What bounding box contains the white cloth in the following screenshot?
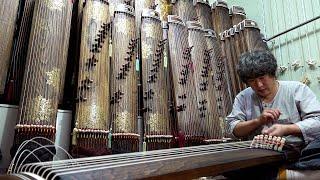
[283,169,320,180]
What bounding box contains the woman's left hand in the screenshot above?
[262,124,288,136]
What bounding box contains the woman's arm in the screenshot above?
[233,109,281,137]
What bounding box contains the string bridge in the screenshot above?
[75,95,88,102]
[147,74,158,83]
[178,77,187,85]
[144,89,155,99]
[199,100,207,105]
[157,39,167,47]
[176,104,186,112]
[110,90,124,104]
[178,94,187,99]
[86,55,99,67]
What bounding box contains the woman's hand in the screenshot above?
[262,124,287,136]
[262,124,302,137]
[258,109,281,125]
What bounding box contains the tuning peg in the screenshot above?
[291,60,301,69]
[307,59,316,68]
[176,104,186,112]
[278,66,287,73]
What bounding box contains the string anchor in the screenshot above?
[306,59,316,68]
[278,66,287,73]
[301,76,311,85]
[291,60,301,70]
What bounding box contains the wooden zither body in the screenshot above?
[161,21,175,140]
[141,9,172,150]
[72,0,111,157]
[204,29,232,118]
[5,0,71,106]
[229,7,246,91]
[195,0,213,30]
[135,0,154,37]
[219,31,238,102]
[110,4,139,153]
[226,28,242,95]
[8,141,300,180]
[240,19,268,52]
[155,0,172,21]
[186,21,223,143]
[5,0,36,104]
[0,0,20,97]
[211,0,232,35]
[232,25,244,62]
[231,25,247,91]
[172,0,197,23]
[109,0,133,17]
[12,0,73,153]
[230,6,246,26]
[167,15,200,146]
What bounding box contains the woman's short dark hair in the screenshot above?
[237,50,277,83]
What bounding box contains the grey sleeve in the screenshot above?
[225,94,247,138]
[294,84,320,143]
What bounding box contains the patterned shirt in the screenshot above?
[225,81,320,144]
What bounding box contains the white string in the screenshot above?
[22,141,251,179]
[52,144,250,178]
[10,137,55,173]
[25,140,252,170]
[9,137,72,174]
[48,142,254,179]
[12,150,42,173]
[16,145,58,173]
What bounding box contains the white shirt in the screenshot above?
[225,81,320,144]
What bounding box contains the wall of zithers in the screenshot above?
[1,0,316,167]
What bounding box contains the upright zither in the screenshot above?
[211,0,232,35]
[204,29,232,119]
[195,0,213,30]
[172,0,197,23]
[155,0,172,21]
[12,0,73,155]
[168,15,200,146]
[240,19,268,52]
[141,9,172,150]
[72,0,111,157]
[111,4,139,153]
[187,21,222,143]
[0,0,20,99]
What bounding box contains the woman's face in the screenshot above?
[247,75,277,98]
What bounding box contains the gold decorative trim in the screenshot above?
[115,18,133,35]
[148,113,166,132]
[142,44,153,59]
[77,104,106,129]
[43,0,65,11]
[143,24,155,38]
[27,95,54,124]
[115,111,133,132]
[46,68,61,92]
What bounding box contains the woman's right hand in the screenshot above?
[258,109,281,125]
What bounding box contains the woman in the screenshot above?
[224,50,320,179]
[226,50,320,143]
